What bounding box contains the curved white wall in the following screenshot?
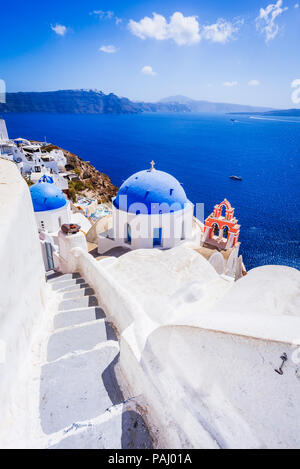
[112,203,194,249]
[121,324,300,448]
[98,203,195,254]
[0,160,47,446]
[34,202,71,233]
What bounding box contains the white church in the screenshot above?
[30,174,71,233]
[98,161,202,254]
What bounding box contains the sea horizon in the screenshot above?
[3,111,300,271]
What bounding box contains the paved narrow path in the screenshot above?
[40,272,153,449]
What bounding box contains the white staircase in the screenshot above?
[41,272,153,449]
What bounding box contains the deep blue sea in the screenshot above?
[3,112,300,271]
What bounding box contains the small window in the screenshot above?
[127,223,131,244]
[181,221,185,240]
[41,220,45,230]
[153,227,162,246]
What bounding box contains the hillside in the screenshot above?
[0,90,189,114]
[0,89,275,114]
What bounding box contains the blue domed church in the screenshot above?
[98,162,201,254]
[30,176,71,233]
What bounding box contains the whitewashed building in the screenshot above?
[0,118,67,174]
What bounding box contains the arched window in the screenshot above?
[153,227,162,246]
[126,223,131,244]
[223,226,229,239]
[221,204,226,217]
[181,220,185,240]
[213,223,219,236]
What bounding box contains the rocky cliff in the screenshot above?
[43,144,118,202]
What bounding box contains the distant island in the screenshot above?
[159,95,273,113]
[229,108,300,117]
[0,89,275,114]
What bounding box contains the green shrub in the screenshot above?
[68,185,76,202]
[73,180,85,191]
[24,177,34,187]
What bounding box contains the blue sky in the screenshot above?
[0,0,299,107]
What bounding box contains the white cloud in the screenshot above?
[202,18,243,44]
[129,12,242,46]
[256,0,288,42]
[99,45,118,53]
[291,79,300,104]
[91,10,122,24]
[129,11,242,46]
[223,81,238,87]
[167,12,201,45]
[248,79,260,86]
[294,3,299,8]
[129,12,201,45]
[141,65,157,76]
[91,10,114,19]
[51,24,67,36]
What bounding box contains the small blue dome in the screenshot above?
[30,181,67,212]
[39,174,54,184]
[114,168,190,214]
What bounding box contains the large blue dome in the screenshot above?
[114,168,190,214]
[30,181,67,212]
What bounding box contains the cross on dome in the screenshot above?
[150,160,156,171]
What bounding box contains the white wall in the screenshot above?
[0,160,48,446]
[120,325,300,448]
[113,204,194,248]
[34,202,71,233]
[98,203,195,253]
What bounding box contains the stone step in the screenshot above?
[58,296,98,311]
[48,272,81,284]
[50,277,86,291]
[56,283,90,293]
[54,307,106,329]
[62,287,95,300]
[49,408,153,449]
[52,278,86,292]
[40,344,122,434]
[45,270,59,281]
[47,320,118,362]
